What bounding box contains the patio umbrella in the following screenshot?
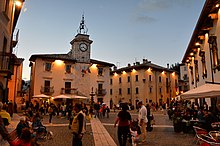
[53,94,71,99]
[32,94,50,98]
[71,95,89,99]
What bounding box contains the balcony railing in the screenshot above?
[60,88,78,94]
[40,86,54,95]
[95,89,107,96]
[0,53,13,77]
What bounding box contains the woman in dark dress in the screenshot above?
[114,105,131,146]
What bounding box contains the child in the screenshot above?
[129,119,141,146]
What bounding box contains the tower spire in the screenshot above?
[77,14,88,34]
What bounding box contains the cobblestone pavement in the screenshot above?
[38,115,94,146]
[99,110,198,146]
[30,110,198,146]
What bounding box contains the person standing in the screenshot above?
[71,103,85,146]
[114,105,131,146]
[138,101,147,143]
[48,104,53,124]
[106,106,110,118]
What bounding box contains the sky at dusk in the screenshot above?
[15,0,206,80]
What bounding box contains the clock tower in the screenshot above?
[69,15,93,63]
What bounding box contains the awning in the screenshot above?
[32,94,50,98]
[180,84,220,100]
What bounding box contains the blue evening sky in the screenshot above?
[15,0,205,80]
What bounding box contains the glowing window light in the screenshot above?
[162,71,165,75]
[114,72,118,76]
[54,60,63,65]
[216,4,220,8]
[172,72,175,76]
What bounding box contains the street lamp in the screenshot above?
[90,87,95,106]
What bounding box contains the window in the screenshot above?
[3,37,7,53]
[183,74,188,81]
[98,67,103,76]
[110,89,112,95]
[159,76,162,82]
[110,79,112,85]
[149,75,152,81]
[119,88,122,95]
[184,66,187,71]
[149,87,152,93]
[45,62,51,71]
[159,87,162,93]
[65,64,71,73]
[127,88,130,94]
[98,84,103,91]
[65,82,71,94]
[119,77,121,83]
[136,87,139,94]
[127,76,130,82]
[135,75,138,81]
[44,80,50,93]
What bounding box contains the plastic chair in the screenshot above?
[193,126,208,144]
[208,131,220,142]
[198,134,220,146]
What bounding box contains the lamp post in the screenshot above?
[90,87,95,107]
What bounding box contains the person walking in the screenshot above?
[138,101,147,143]
[114,104,131,146]
[71,103,86,146]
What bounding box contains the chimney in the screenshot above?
[136,62,140,65]
[113,66,117,71]
[167,63,169,69]
[128,63,131,67]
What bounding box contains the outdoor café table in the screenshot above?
[211,122,220,131]
[189,119,199,126]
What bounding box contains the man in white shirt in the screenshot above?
[138,101,147,143]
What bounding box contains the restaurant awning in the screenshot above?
[180,84,220,100]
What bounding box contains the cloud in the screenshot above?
[138,0,194,12]
[136,14,156,23]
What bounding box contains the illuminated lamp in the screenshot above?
[14,0,22,7]
[54,60,63,65]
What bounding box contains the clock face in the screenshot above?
[79,43,88,52]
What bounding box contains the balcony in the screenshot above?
[60,88,78,94]
[0,53,13,77]
[95,89,107,96]
[40,86,54,95]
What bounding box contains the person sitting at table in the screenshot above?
[16,116,30,137]
[204,110,217,131]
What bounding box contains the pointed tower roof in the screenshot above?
[77,14,88,34]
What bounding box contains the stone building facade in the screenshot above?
[110,60,179,109]
[29,16,114,105]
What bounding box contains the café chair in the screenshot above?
[209,131,220,141]
[193,126,208,144]
[198,134,220,146]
